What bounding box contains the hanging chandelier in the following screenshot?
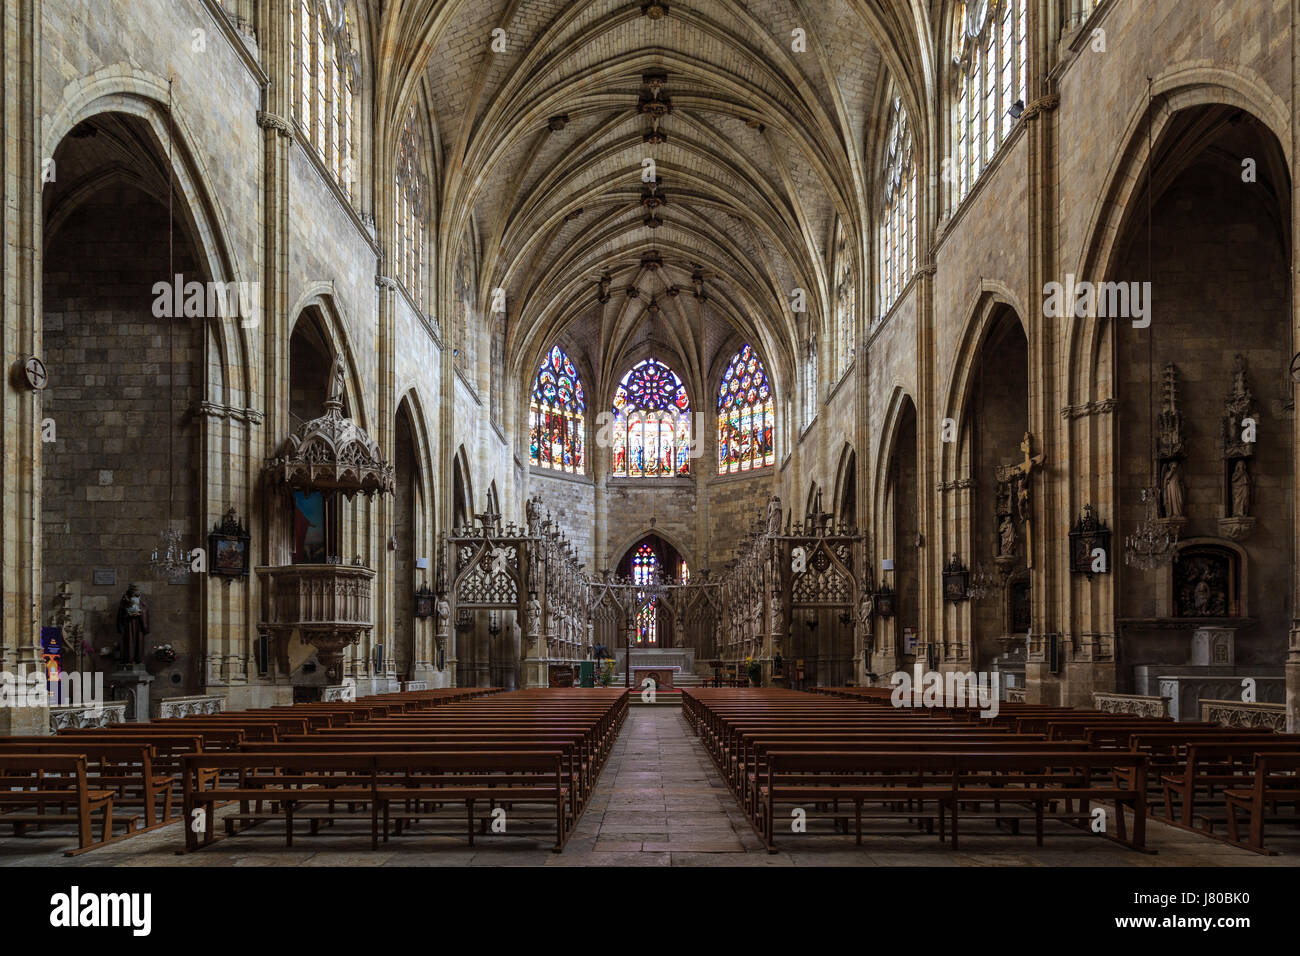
[150,526,190,580]
[1124,486,1177,571]
[966,562,997,601]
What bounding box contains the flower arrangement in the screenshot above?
[745,654,762,687]
[152,643,177,664]
[598,658,616,688]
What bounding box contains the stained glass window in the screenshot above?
[633,544,657,644]
[950,0,1027,210]
[395,103,429,309]
[529,345,586,473]
[834,224,855,369]
[292,0,359,204]
[716,344,775,475]
[879,87,916,315]
[612,359,692,478]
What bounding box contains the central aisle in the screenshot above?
[560,706,763,860]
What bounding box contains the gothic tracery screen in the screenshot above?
[717,344,775,475]
[529,345,586,473]
[292,0,359,203]
[612,359,692,478]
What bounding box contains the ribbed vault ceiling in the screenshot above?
[376,0,933,403]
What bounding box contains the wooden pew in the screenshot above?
[755,750,1147,852]
[0,754,128,855]
[0,740,173,829]
[1223,752,1300,853]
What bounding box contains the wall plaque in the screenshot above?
[93,569,117,586]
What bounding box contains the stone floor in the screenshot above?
[2,706,1297,867]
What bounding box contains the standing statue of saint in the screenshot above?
[766,495,782,535]
[998,515,1016,557]
[1231,460,1251,517]
[115,584,150,665]
[1161,459,1186,518]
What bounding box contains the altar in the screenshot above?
[631,665,678,690]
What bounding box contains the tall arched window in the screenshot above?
[800,335,817,430]
[529,345,586,473]
[611,359,692,478]
[879,88,916,314]
[951,0,1027,208]
[292,0,359,203]
[833,224,855,374]
[394,103,429,309]
[633,544,658,644]
[717,344,775,475]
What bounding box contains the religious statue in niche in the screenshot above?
[1160,458,1186,519]
[1173,550,1231,618]
[525,595,542,637]
[769,593,784,637]
[1221,355,1257,461]
[766,495,783,535]
[998,514,1016,557]
[115,584,150,666]
[1231,460,1251,517]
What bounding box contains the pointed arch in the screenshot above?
[452,445,473,531]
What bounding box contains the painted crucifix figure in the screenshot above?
[998,432,1044,566]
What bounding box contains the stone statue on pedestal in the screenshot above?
[766,495,782,534]
[1161,459,1186,518]
[998,515,1016,557]
[115,584,150,665]
[1231,460,1251,517]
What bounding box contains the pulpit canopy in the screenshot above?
[266,371,394,498]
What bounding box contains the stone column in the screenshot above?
[1,0,46,734]
[1288,0,1300,734]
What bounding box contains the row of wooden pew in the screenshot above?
[3,686,628,855]
[184,688,628,853]
[682,687,1300,854]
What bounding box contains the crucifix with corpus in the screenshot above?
[997,432,1045,566]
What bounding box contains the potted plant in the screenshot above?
[745,655,762,687]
